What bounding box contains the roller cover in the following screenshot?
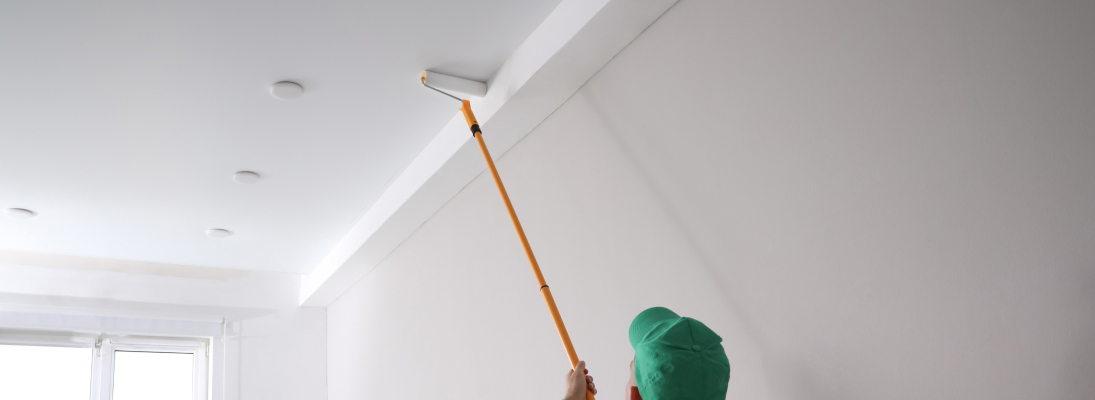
[422,71,487,98]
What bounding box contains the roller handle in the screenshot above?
[461,100,595,400]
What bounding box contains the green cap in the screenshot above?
[629,307,730,400]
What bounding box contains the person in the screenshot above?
[563,307,731,400]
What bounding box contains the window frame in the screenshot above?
[0,329,209,400]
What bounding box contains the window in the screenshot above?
[113,351,195,400]
[0,330,208,400]
[0,344,93,400]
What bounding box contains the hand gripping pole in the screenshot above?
[460,100,595,400]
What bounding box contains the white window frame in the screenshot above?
[0,329,209,400]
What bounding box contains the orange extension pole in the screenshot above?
[459,100,595,400]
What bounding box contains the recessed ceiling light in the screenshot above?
[3,208,37,219]
[206,228,233,238]
[270,81,304,100]
[233,171,261,184]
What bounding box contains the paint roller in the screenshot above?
[421,71,596,400]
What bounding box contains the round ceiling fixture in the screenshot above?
[270,81,304,100]
[3,208,37,219]
[206,228,234,238]
[233,171,261,184]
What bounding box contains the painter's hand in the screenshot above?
[564,360,597,400]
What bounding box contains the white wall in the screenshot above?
[326,90,768,399]
[225,307,327,400]
[327,0,1095,399]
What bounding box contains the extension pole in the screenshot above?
[459,100,595,400]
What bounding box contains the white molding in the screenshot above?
[0,329,98,347]
[0,310,223,337]
[0,260,301,322]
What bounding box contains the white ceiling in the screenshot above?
[0,0,562,273]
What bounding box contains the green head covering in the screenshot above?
[629,307,730,400]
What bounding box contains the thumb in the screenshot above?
[573,361,586,374]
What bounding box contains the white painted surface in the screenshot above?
[327,0,1095,399]
[0,311,222,337]
[302,0,678,306]
[0,0,561,273]
[0,254,301,321]
[224,307,326,400]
